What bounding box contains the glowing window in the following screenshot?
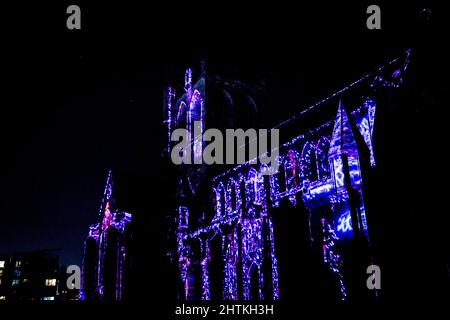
[285,150,300,191]
[23,279,28,283]
[42,297,55,301]
[12,279,19,286]
[0,296,6,300]
[0,261,5,268]
[316,138,331,180]
[15,260,22,267]
[0,270,3,276]
[301,142,318,182]
[45,279,57,286]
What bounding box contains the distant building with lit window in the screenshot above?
[0,251,60,301]
[0,254,10,300]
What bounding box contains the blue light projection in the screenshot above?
[334,200,369,240]
[336,210,352,234]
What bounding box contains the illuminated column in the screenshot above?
[185,68,193,136]
[200,238,210,300]
[328,100,362,192]
[177,206,190,299]
[164,86,175,156]
[321,218,347,300]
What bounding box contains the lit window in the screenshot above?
[0,279,2,285]
[15,260,22,267]
[42,296,55,301]
[23,279,28,283]
[0,269,3,276]
[12,279,19,286]
[45,279,56,286]
[0,296,6,300]
[0,261,5,268]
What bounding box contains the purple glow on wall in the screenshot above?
[168,59,410,302]
[80,172,132,301]
[174,94,374,301]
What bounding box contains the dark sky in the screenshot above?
[0,2,442,266]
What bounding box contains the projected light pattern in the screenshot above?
[163,58,410,301]
[353,98,377,167]
[322,218,347,300]
[174,97,378,301]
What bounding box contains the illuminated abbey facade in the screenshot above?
[79,52,409,302]
[165,64,384,300]
[164,54,409,301]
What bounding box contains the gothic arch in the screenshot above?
[189,90,203,122]
[301,142,318,182]
[215,183,226,218]
[270,155,286,201]
[284,150,301,192]
[246,168,264,205]
[316,137,331,180]
[176,101,187,127]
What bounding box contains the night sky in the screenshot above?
[0,2,444,269]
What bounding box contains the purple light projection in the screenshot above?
[80,171,133,301]
[175,96,378,301]
[321,218,347,300]
[171,54,409,301]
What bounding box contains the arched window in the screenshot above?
[246,169,264,206]
[316,138,331,180]
[284,150,301,192]
[176,101,187,128]
[270,156,285,201]
[226,179,237,215]
[190,90,203,160]
[301,142,318,182]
